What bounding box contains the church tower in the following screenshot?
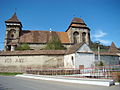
[66,17,90,45]
[4,13,22,51]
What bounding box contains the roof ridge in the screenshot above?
[22,30,67,33]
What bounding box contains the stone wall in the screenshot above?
[29,43,46,50]
[27,43,71,50]
[64,53,75,68]
[95,55,120,65]
[66,27,90,45]
[0,54,64,72]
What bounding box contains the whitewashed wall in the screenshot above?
[75,53,95,68]
[117,53,120,62]
[75,43,95,68]
[64,43,95,68]
[64,54,75,68]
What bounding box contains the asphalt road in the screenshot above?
[0,76,120,90]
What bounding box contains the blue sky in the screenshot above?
[0,0,120,50]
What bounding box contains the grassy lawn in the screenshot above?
[0,72,23,76]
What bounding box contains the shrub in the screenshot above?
[115,75,120,83]
[95,61,104,67]
[15,43,30,50]
[44,35,66,50]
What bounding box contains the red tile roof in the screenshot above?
[19,30,70,44]
[0,50,66,56]
[56,32,70,43]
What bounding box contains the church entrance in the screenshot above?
[7,45,11,51]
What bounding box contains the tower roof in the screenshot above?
[108,42,120,53]
[66,17,90,32]
[5,13,21,23]
[72,17,85,24]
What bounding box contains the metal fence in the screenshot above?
[0,66,26,73]
[26,65,120,80]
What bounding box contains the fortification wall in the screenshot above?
[0,54,64,72]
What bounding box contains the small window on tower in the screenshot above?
[11,34,14,38]
[82,32,86,42]
[72,28,75,30]
[73,31,79,43]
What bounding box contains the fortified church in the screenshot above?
[0,13,120,72]
[4,13,90,51]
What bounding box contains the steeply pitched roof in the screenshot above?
[57,32,70,43]
[5,13,21,23]
[19,30,70,44]
[108,42,120,53]
[66,17,90,32]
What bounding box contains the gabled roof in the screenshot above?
[108,42,120,53]
[19,30,70,44]
[5,13,21,23]
[65,43,84,54]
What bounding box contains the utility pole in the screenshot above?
[98,46,100,61]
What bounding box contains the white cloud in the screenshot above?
[96,38,111,45]
[91,30,111,45]
[93,30,107,38]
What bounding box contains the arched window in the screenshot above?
[82,32,86,42]
[73,31,79,43]
[7,29,16,40]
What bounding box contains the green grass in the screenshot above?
[0,72,23,76]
